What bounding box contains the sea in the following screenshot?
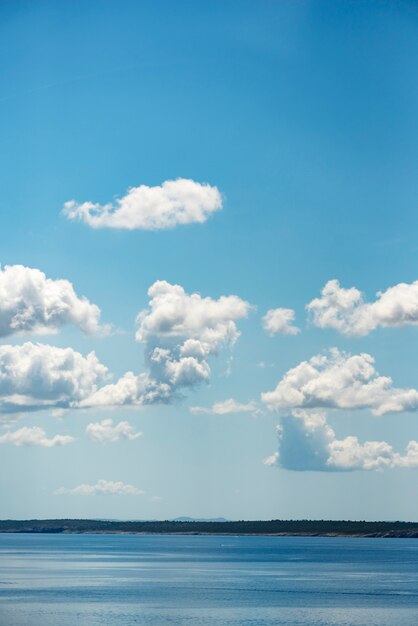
[0,533,417,625]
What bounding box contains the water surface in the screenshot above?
[0,533,417,625]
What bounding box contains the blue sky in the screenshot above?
[1,0,418,521]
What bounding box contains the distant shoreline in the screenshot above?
[1,519,418,538]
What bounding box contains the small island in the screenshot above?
[1,519,418,538]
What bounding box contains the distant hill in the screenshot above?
[1,519,418,538]
[171,517,229,523]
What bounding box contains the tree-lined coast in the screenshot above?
[1,519,418,538]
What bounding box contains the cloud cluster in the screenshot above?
[0,426,74,447]
[0,342,109,413]
[138,280,249,391]
[5,257,418,480]
[86,418,142,443]
[307,279,418,336]
[0,281,250,414]
[264,410,418,472]
[137,281,250,383]
[0,264,107,337]
[54,479,144,496]
[261,348,418,416]
[84,281,251,408]
[63,179,223,231]
[262,308,300,336]
[190,398,259,415]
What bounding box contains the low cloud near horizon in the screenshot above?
[86,419,143,443]
[54,479,144,496]
[0,426,74,447]
[190,398,260,416]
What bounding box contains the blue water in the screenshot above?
[0,534,418,625]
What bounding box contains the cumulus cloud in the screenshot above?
[54,479,144,496]
[307,279,418,336]
[136,280,249,348]
[262,308,300,336]
[396,441,418,468]
[261,348,418,416]
[0,342,181,415]
[0,426,74,447]
[78,371,171,409]
[0,342,109,413]
[80,281,250,409]
[0,282,250,414]
[264,410,418,472]
[0,264,107,337]
[190,398,260,415]
[86,418,142,443]
[63,178,223,231]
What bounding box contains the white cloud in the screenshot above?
[261,348,418,416]
[86,418,142,443]
[262,308,300,336]
[0,426,74,447]
[0,342,183,414]
[0,264,107,337]
[264,410,418,472]
[136,280,249,348]
[134,280,251,397]
[54,479,144,496]
[328,436,402,471]
[63,178,223,231]
[396,441,418,468]
[78,371,171,409]
[0,342,109,413]
[264,452,279,466]
[307,278,418,336]
[190,398,260,415]
[82,281,250,408]
[0,282,250,414]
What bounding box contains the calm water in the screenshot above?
[0,533,418,625]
